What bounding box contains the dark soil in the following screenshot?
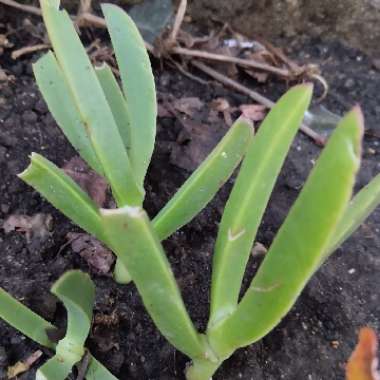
[0,5,379,380]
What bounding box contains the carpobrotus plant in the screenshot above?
[1,0,379,378]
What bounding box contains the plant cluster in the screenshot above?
[0,0,379,379]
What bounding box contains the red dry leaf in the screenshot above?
[346,327,380,380]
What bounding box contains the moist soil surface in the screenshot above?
[0,5,380,380]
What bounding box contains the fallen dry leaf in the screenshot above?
[239,104,267,122]
[7,350,42,379]
[3,213,52,243]
[63,156,108,207]
[172,97,204,117]
[211,98,231,113]
[346,327,380,380]
[66,232,115,275]
[245,69,269,83]
[210,98,233,125]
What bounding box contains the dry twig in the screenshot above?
[11,43,50,59]
[191,60,326,145]
[172,46,292,78]
[0,0,41,16]
[168,0,187,46]
[1,0,327,146]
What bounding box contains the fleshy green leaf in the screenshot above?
[102,4,157,188]
[0,273,117,380]
[33,52,103,175]
[208,107,363,357]
[86,357,119,380]
[37,270,95,380]
[153,118,253,240]
[95,63,131,153]
[40,0,143,206]
[0,287,55,348]
[209,84,313,327]
[19,153,105,242]
[100,206,208,359]
[327,173,380,255]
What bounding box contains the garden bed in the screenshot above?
[0,3,379,379]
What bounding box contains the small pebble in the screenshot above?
[22,110,38,123]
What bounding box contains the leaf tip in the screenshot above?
[236,115,254,130]
[17,153,38,179]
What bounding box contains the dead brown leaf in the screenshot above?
[346,327,380,380]
[210,98,233,125]
[3,213,52,243]
[245,69,269,83]
[63,156,108,207]
[172,97,204,117]
[211,98,230,113]
[7,350,43,379]
[239,104,267,122]
[66,232,115,275]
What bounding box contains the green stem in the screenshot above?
[185,358,222,380]
[113,258,132,284]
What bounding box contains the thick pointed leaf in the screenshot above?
[86,357,118,380]
[0,277,117,380]
[40,0,143,206]
[327,173,380,255]
[0,287,55,348]
[209,85,313,327]
[102,4,157,187]
[37,270,95,380]
[19,153,105,242]
[33,52,103,175]
[95,63,131,153]
[208,107,363,357]
[153,118,253,240]
[100,206,208,359]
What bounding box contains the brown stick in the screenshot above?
[191,60,326,146]
[169,0,187,45]
[172,46,293,78]
[11,43,50,59]
[0,0,41,15]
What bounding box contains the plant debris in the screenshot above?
[172,97,204,117]
[346,327,380,380]
[2,213,52,243]
[239,104,267,122]
[7,350,43,379]
[66,232,115,275]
